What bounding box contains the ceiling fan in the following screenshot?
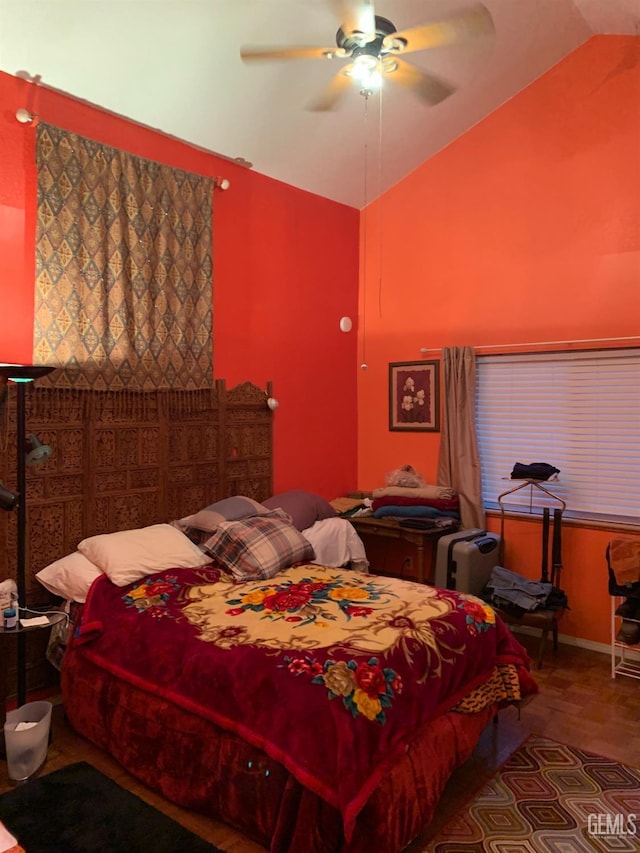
[240,1,495,111]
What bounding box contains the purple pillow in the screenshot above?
[176,496,270,532]
[171,495,277,546]
[262,490,338,532]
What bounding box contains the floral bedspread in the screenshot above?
[72,563,536,838]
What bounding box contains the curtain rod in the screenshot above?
[419,335,640,353]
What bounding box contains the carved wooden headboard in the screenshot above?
[0,379,273,605]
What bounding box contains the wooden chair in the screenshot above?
[495,573,565,669]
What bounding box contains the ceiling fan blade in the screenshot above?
[383,3,494,55]
[386,59,456,105]
[332,0,376,41]
[240,45,348,62]
[307,68,354,111]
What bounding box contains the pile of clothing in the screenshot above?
[371,484,460,524]
[481,564,568,618]
[616,598,640,645]
[510,462,560,481]
[608,537,640,645]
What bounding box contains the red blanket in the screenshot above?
[371,495,461,512]
[72,563,535,838]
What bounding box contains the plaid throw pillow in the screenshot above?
[202,516,315,581]
[172,497,288,546]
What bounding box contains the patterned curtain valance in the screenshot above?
[34,123,214,391]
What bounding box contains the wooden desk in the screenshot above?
[347,516,458,584]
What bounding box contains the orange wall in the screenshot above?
[0,71,360,500]
[1,35,636,647]
[358,36,640,646]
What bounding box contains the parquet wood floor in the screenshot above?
[2,635,639,852]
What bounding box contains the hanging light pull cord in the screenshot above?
[361,94,369,370]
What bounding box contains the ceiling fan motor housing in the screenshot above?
[336,15,405,58]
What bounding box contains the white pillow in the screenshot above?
[36,552,104,603]
[77,523,211,587]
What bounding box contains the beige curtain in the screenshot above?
[437,346,484,529]
[34,123,213,391]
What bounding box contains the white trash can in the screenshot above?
[4,700,52,782]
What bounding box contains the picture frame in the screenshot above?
[389,360,440,432]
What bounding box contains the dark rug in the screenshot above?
[0,761,224,853]
[422,736,640,851]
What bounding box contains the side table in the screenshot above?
[347,516,459,583]
[0,610,67,759]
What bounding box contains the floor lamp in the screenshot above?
[0,363,54,708]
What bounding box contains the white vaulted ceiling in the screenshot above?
[0,0,638,208]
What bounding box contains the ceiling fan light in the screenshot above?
[348,55,381,88]
[363,71,382,92]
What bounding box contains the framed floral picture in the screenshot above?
[389,361,440,432]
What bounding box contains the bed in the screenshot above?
[18,380,536,851]
[50,511,536,853]
[40,493,370,668]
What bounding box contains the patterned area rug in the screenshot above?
[424,736,640,851]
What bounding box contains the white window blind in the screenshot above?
[476,349,640,524]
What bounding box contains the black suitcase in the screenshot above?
[434,529,501,595]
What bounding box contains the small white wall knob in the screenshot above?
[16,108,34,124]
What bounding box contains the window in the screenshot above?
[475,349,640,525]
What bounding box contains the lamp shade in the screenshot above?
[0,364,54,382]
[25,434,53,466]
[0,482,18,511]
